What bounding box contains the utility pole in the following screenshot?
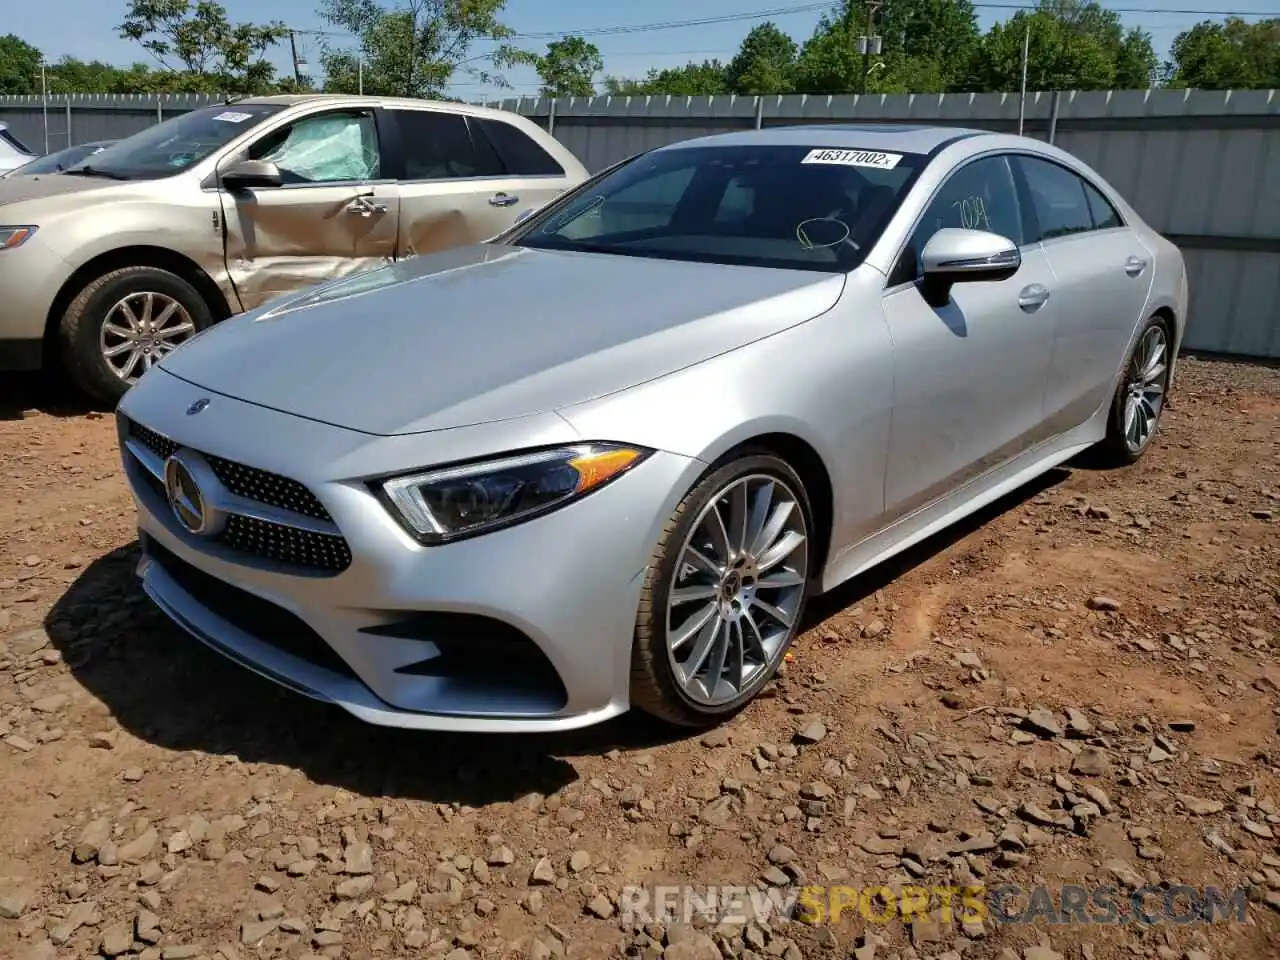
[856,0,883,96]
[1017,22,1030,135]
[289,30,302,85]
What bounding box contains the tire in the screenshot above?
[1095,314,1172,466]
[58,265,213,407]
[630,453,814,728]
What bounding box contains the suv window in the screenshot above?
[249,110,380,183]
[1082,178,1122,230]
[892,155,1023,285]
[1016,156,1094,241]
[476,118,565,176]
[392,110,504,180]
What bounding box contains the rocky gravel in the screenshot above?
[0,355,1277,960]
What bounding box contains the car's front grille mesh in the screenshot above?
[223,515,352,573]
[124,417,351,575]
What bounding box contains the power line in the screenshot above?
[508,0,1279,39]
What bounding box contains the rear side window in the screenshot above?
[1017,156,1094,241]
[1082,179,1122,230]
[392,110,504,180]
[476,118,565,176]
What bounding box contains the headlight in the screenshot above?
[0,226,38,250]
[376,442,651,544]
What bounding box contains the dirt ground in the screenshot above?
[0,355,1277,960]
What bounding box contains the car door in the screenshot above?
[217,107,399,311]
[386,108,575,258]
[880,154,1060,521]
[1012,154,1157,432]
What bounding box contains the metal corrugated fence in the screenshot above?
[2,89,1277,358]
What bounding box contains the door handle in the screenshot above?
[1017,283,1051,310]
[1124,255,1148,277]
[489,192,519,208]
[345,197,387,217]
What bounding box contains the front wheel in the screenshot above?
[630,454,813,727]
[1096,315,1172,466]
[58,265,212,406]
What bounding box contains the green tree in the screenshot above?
[793,0,977,95]
[0,34,43,94]
[318,0,527,98]
[602,59,729,97]
[1166,18,1280,89]
[119,0,289,93]
[535,35,602,98]
[969,11,1110,90]
[725,22,797,95]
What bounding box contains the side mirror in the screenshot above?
[919,228,1021,308]
[220,159,282,190]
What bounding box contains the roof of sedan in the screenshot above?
[664,123,993,155]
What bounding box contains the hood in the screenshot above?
[0,171,134,208]
[159,244,845,436]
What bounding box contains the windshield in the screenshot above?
[509,144,925,272]
[7,142,112,177]
[64,103,284,180]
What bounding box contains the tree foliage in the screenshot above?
[603,60,730,97]
[1165,17,1280,89]
[318,0,525,98]
[0,34,44,94]
[535,35,602,98]
[725,23,797,95]
[118,0,288,93]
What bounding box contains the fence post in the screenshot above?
[65,99,72,146]
[548,98,556,138]
[754,96,764,130]
[157,98,163,124]
[1047,90,1061,145]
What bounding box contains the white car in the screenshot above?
[0,123,36,174]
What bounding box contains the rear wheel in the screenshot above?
[1096,315,1171,465]
[630,454,813,727]
[58,265,212,406]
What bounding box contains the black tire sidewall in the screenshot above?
[62,267,214,406]
[1106,314,1171,463]
[643,454,814,721]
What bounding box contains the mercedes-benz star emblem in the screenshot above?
[163,450,226,537]
[186,398,210,416]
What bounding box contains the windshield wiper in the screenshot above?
[62,165,131,181]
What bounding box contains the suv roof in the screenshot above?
[233,94,532,124]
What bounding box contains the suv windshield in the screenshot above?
[509,143,924,272]
[64,103,284,180]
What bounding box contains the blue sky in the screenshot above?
[18,0,1280,100]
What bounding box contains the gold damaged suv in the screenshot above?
[0,95,588,404]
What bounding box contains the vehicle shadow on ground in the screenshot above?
[46,469,1069,806]
[0,371,106,421]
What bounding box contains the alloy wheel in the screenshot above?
[1123,325,1168,454]
[664,474,809,707]
[99,291,197,382]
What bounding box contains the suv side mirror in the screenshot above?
[221,159,283,190]
[919,228,1021,308]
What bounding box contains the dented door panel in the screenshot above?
[396,177,568,258]
[219,182,399,310]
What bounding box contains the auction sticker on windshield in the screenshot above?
[213,112,254,123]
[802,148,902,169]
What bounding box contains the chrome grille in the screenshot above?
[123,417,351,575]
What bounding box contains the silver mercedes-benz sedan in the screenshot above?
[116,124,1187,732]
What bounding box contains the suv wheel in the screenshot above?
[59,265,212,406]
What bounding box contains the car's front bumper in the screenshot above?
[118,368,701,732]
[0,233,74,370]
